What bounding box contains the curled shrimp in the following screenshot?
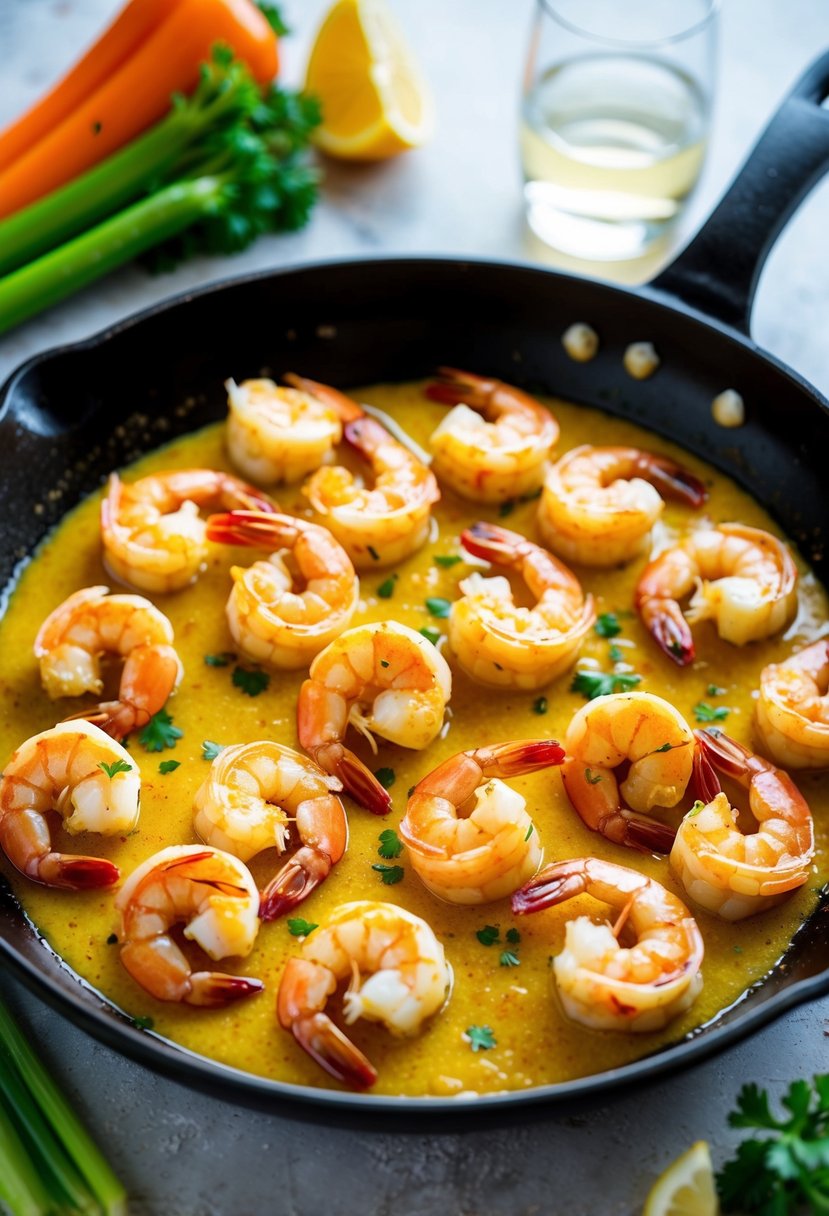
[297,621,453,815]
[291,375,439,569]
[101,468,275,594]
[400,739,565,904]
[536,445,707,567]
[34,586,182,739]
[205,511,359,669]
[116,845,264,1006]
[512,857,704,1032]
[635,523,798,666]
[277,900,451,1088]
[0,720,139,889]
[425,367,559,504]
[193,741,347,921]
[562,692,695,852]
[755,639,829,770]
[670,729,815,920]
[225,377,343,486]
[450,522,595,689]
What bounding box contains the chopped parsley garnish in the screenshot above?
[158,759,180,775]
[499,951,520,968]
[532,696,548,715]
[687,800,706,818]
[367,545,380,561]
[595,612,622,638]
[524,823,534,841]
[201,740,225,761]
[138,708,183,752]
[585,768,603,784]
[372,863,404,885]
[287,917,318,937]
[716,1076,829,1214]
[505,928,521,945]
[707,683,727,697]
[476,925,500,947]
[232,665,270,697]
[377,829,403,859]
[377,575,397,599]
[131,1015,154,1031]
[98,759,133,778]
[466,1025,496,1052]
[374,767,396,790]
[434,554,462,568]
[204,651,235,667]
[608,644,624,663]
[570,670,641,701]
[419,627,441,645]
[693,701,730,723]
[498,488,542,518]
[425,596,452,619]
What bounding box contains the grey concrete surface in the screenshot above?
[1,2,828,1213]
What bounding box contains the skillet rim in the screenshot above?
[1,251,828,1120]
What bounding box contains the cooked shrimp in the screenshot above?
[116,845,263,1006]
[635,523,798,666]
[225,377,343,486]
[193,741,347,921]
[512,857,704,1032]
[101,468,275,594]
[0,720,138,889]
[670,729,815,920]
[450,522,595,689]
[425,367,558,504]
[400,739,565,904]
[204,511,359,669]
[298,621,452,815]
[755,639,829,769]
[562,692,695,852]
[536,445,707,567]
[277,900,451,1088]
[34,586,182,739]
[290,375,439,569]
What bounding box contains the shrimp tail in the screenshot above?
[259,846,333,921]
[692,734,724,802]
[477,738,566,775]
[637,595,695,665]
[311,742,392,816]
[424,367,490,407]
[283,374,365,424]
[37,853,121,890]
[637,455,708,508]
[512,860,587,914]
[186,972,265,1008]
[461,521,528,564]
[205,510,287,548]
[694,727,751,779]
[622,814,677,853]
[292,1012,378,1088]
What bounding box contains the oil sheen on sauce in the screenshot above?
[0,382,826,1098]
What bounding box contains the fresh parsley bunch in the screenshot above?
[717,1076,829,1214]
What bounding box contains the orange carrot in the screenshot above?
[0,0,186,175]
[0,0,279,220]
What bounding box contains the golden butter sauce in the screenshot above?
[1,381,827,1097]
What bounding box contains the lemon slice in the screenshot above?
[643,1141,720,1216]
[305,0,435,160]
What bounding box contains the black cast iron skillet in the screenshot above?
[1,53,829,1127]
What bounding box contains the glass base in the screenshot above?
[524,182,673,261]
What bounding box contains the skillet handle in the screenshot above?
[650,51,829,336]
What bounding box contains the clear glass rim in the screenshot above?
[536,0,720,49]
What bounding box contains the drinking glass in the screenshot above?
[520,0,718,260]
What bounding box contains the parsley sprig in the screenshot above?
[717,1076,829,1213]
[138,709,182,752]
[571,670,641,701]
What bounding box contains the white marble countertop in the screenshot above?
[1,2,828,1213]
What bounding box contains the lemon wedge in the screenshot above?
[305,0,435,160]
[643,1141,720,1216]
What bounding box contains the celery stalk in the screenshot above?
[0,177,221,335]
[0,996,126,1216]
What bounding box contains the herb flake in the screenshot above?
[595,612,622,638]
[374,767,396,790]
[425,596,452,619]
[466,1025,496,1052]
[377,829,403,859]
[232,666,270,697]
[694,701,730,724]
[201,740,225,761]
[99,759,132,778]
[372,863,404,886]
[476,925,500,947]
[570,670,641,701]
[158,759,180,775]
[532,696,548,715]
[287,917,318,937]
